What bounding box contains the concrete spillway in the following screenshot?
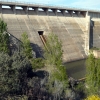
[0,1,100,62]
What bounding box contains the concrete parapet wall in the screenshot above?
[0,1,87,17]
[89,12,100,19]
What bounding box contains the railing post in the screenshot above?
[0,4,2,13]
[22,6,28,14]
[32,7,38,15]
[10,5,16,14]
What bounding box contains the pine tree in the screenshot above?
[86,51,100,95]
[0,18,7,33]
[0,19,9,53]
[21,32,32,59]
[44,33,68,96]
[95,58,100,93]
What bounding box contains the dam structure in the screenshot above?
[0,1,100,63]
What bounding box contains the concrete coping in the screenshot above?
[0,0,100,13]
[0,0,87,12]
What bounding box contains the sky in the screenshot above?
[3,0,100,10]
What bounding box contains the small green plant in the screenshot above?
[90,47,100,50]
[31,58,44,70]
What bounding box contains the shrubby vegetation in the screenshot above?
[21,32,44,71]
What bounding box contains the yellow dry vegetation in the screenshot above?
[85,95,100,100]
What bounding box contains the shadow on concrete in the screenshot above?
[90,21,94,48]
[8,32,44,58]
[30,43,44,58]
[2,8,14,14]
[8,32,22,55]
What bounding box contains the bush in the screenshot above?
[0,51,31,96]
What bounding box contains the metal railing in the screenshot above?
[0,0,100,12]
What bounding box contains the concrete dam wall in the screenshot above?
[0,1,99,63]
